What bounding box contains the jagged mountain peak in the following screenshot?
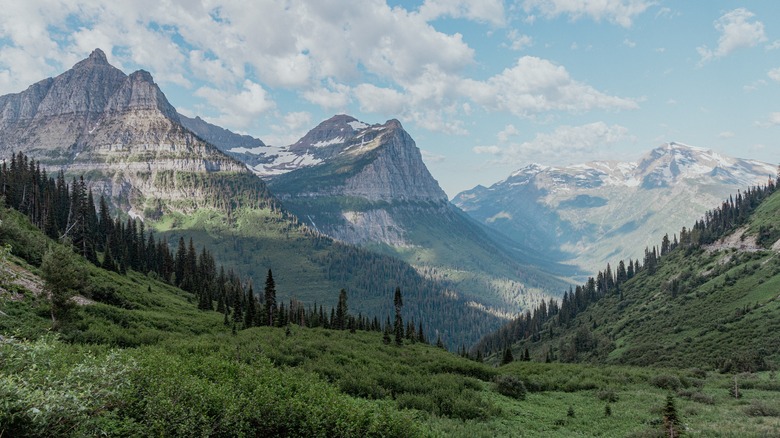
[292,114,369,150]
[73,48,110,69]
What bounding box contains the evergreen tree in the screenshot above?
[393,287,404,346]
[501,347,514,365]
[662,394,681,438]
[41,244,86,328]
[264,269,277,327]
[417,321,427,344]
[244,282,256,327]
[335,288,348,330]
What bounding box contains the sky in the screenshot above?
[1,1,779,197]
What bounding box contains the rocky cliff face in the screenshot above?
[0,49,251,215]
[268,115,448,203]
[454,143,777,275]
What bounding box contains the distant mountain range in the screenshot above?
[454,142,777,276]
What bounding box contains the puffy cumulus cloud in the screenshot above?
[521,0,655,28]
[417,0,506,26]
[768,68,780,82]
[195,80,275,128]
[502,122,632,164]
[753,112,780,128]
[0,1,477,123]
[459,56,637,117]
[354,83,406,115]
[302,80,352,110]
[497,124,520,142]
[697,8,767,64]
[506,30,533,51]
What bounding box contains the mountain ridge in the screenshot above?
[454,143,777,275]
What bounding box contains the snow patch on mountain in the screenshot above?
[348,120,369,130]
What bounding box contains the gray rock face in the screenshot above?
[0,48,250,216]
[269,116,448,204]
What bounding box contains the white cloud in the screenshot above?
[768,68,780,82]
[460,56,637,117]
[302,80,352,110]
[521,0,655,28]
[743,79,766,92]
[506,30,533,51]
[718,131,735,139]
[754,112,780,128]
[623,39,636,48]
[697,8,767,64]
[473,145,502,155]
[500,122,632,164]
[420,149,447,163]
[418,0,505,26]
[497,124,521,142]
[195,80,275,128]
[354,83,406,114]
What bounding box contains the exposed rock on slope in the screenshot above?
[0,49,250,214]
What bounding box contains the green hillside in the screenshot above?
[2,201,780,437]
[486,187,780,372]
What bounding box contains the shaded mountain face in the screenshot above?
[0,48,246,215]
[454,142,777,276]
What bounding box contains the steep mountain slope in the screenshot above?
[454,143,777,276]
[254,115,572,315]
[0,49,504,347]
[480,184,780,370]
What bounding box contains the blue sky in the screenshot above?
[1,1,779,197]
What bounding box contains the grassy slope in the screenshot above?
[511,190,780,370]
[2,206,779,437]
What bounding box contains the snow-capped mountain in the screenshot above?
[454,143,777,276]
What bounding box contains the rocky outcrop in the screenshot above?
[0,49,257,216]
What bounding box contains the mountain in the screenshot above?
[178,114,270,167]
[475,182,780,370]
[0,48,247,214]
[239,115,572,316]
[0,49,506,347]
[454,142,777,276]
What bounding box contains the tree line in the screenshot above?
[0,151,436,342]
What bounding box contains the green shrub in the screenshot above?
[650,374,682,391]
[744,401,780,417]
[494,374,527,400]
